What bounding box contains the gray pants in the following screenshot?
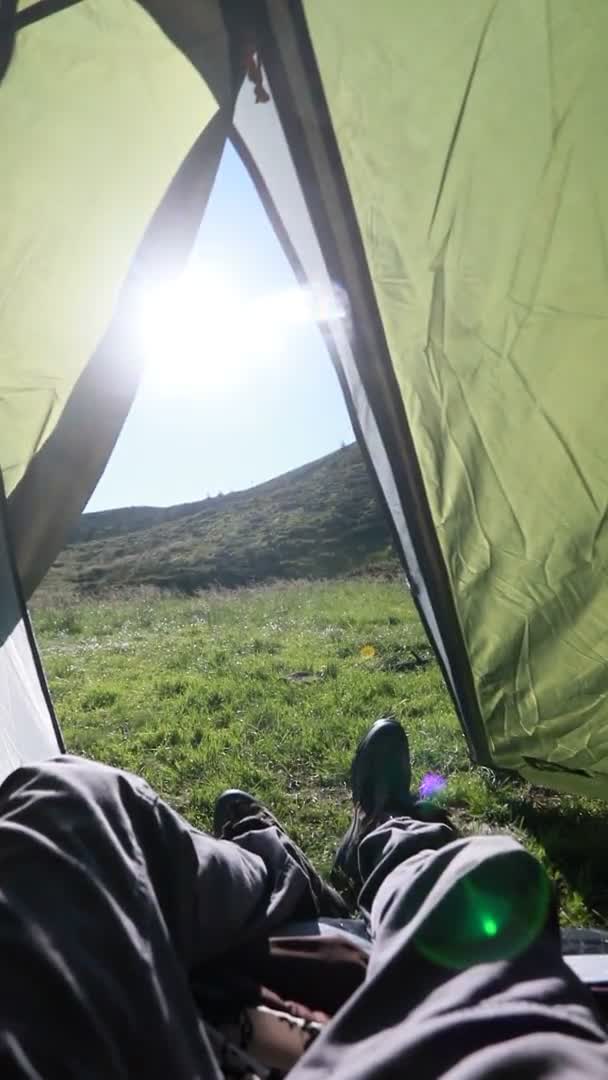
[0,755,605,1077]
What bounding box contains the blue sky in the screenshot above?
[88,143,353,511]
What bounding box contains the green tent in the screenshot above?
[2,1,608,797]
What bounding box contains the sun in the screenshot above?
[137,268,251,390]
[136,265,347,392]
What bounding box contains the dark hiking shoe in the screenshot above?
[350,718,412,813]
[214,789,351,919]
[214,788,282,839]
[333,718,414,889]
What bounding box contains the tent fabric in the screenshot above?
[1,0,230,596]
[0,0,218,495]
[291,0,608,796]
[3,0,608,800]
[1,0,215,494]
[0,474,61,781]
[223,0,608,794]
[8,110,230,600]
[0,0,234,777]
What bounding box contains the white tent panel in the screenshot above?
[0,490,60,783]
[0,620,60,783]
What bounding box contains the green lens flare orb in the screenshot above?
[481,915,498,937]
[414,846,552,970]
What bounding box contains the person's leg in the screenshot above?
[333,716,456,901]
[214,788,350,918]
[288,720,608,1078]
[0,755,326,1078]
[291,828,608,1078]
[356,814,456,918]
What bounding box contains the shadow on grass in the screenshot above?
[505,795,608,926]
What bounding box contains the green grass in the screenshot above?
[33,578,608,927]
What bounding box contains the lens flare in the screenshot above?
[481,915,498,937]
[136,266,347,393]
[419,772,447,799]
[413,847,552,970]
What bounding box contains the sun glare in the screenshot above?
[137,266,346,392]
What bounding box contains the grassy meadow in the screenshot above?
[33,578,608,927]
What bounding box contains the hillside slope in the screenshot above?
[46,444,398,594]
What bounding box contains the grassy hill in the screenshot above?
[46,444,398,595]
